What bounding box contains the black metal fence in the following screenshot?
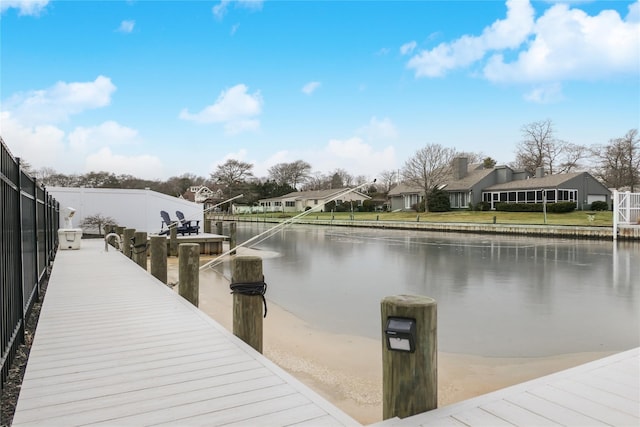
[1,137,59,389]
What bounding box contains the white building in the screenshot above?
[48,187,203,234]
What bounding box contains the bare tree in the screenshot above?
[593,129,639,191]
[328,168,353,188]
[456,151,485,164]
[378,169,399,192]
[403,143,457,212]
[211,159,254,197]
[515,119,587,175]
[80,214,117,236]
[268,160,311,189]
[557,142,588,173]
[300,172,325,191]
[33,167,59,185]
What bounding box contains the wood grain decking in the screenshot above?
[12,238,639,426]
[11,239,359,426]
[375,347,639,427]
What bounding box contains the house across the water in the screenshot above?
[258,188,371,213]
[388,157,611,211]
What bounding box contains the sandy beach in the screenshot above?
[167,252,614,425]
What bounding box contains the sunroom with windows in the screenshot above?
[482,188,578,210]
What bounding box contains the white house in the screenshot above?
[48,187,203,234]
[258,188,371,213]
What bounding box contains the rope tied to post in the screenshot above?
[230,277,268,318]
[131,239,149,254]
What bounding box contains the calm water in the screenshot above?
[223,222,639,358]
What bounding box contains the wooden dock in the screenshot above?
[11,238,639,426]
[375,347,639,427]
[11,239,359,426]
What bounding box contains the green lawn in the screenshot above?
[237,210,613,227]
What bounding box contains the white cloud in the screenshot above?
[4,75,116,125]
[302,81,321,95]
[400,41,417,55]
[484,2,640,82]
[212,1,229,19]
[85,147,164,180]
[406,0,640,84]
[0,0,49,16]
[628,0,640,22]
[117,20,135,33]
[68,121,139,152]
[237,0,263,12]
[407,0,535,77]
[356,116,398,140]
[0,111,66,168]
[179,84,263,134]
[1,111,153,176]
[523,82,564,103]
[213,0,263,19]
[316,137,396,179]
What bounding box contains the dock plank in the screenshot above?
[12,239,359,427]
[375,348,639,427]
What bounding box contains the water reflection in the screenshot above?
[228,223,639,357]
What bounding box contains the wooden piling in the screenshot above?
[150,235,167,284]
[231,256,263,353]
[229,222,237,255]
[132,231,148,270]
[178,243,200,306]
[381,295,437,420]
[123,228,135,259]
[169,223,178,257]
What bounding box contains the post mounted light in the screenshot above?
[384,317,416,353]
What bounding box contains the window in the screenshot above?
[285,201,295,207]
[449,192,469,208]
[404,194,419,209]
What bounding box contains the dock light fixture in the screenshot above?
[384,317,416,353]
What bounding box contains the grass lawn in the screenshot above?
[236,210,614,227]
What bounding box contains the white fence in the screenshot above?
[613,190,640,240]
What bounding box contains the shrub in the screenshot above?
[590,201,609,211]
[495,202,543,212]
[361,200,376,212]
[495,202,576,213]
[427,189,450,212]
[475,201,491,211]
[546,202,576,213]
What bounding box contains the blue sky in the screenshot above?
[1,0,639,181]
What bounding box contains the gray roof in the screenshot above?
[387,182,423,196]
[444,165,495,191]
[484,172,586,191]
[388,163,494,195]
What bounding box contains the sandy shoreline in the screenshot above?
[168,254,614,425]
